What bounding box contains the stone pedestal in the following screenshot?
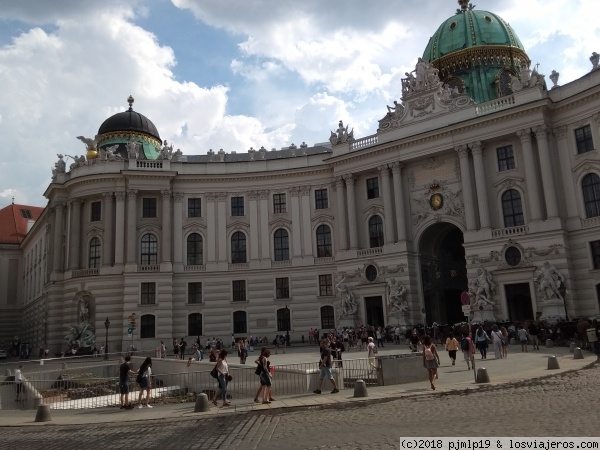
[389,311,409,327]
[539,298,566,323]
[472,305,496,323]
[338,317,356,328]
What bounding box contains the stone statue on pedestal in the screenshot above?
[535,261,567,322]
[468,267,496,322]
[336,275,357,318]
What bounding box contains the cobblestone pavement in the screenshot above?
[2,364,599,450]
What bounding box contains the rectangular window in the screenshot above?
[187,198,202,217]
[319,274,333,297]
[575,125,594,154]
[90,201,102,222]
[231,196,245,216]
[366,177,380,199]
[276,277,290,299]
[188,282,203,304]
[142,198,157,218]
[232,280,246,302]
[20,209,33,219]
[591,240,600,270]
[140,315,156,339]
[273,193,287,214]
[141,282,156,304]
[315,189,328,209]
[497,145,515,171]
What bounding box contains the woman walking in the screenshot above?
[422,335,440,390]
[445,332,459,365]
[212,350,231,407]
[173,339,179,359]
[500,326,509,359]
[256,348,273,404]
[490,324,504,359]
[137,357,153,408]
[253,347,275,403]
[474,326,490,359]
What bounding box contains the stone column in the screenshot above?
[344,174,358,249]
[69,199,81,270]
[335,177,348,251]
[534,125,559,218]
[553,126,578,218]
[455,145,477,231]
[249,191,260,260]
[126,189,138,264]
[290,188,302,257]
[102,192,114,267]
[114,192,126,265]
[161,190,172,263]
[379,165,395,244]
[470,141,490,229]
[390,162,407,241]
[206,193,217,262]
[173,193,184,264]
[216,193,227,262]
[52,201,65,273]
[301,186,313,256]
[259,190,270,260]
[517,129,542,221]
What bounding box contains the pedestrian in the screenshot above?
[257,348,274,404]
[500,326,509,358]
[253,347,276,403]
[517,325,529,352]
[137,357,153,408]
[474,326,490,359]
[409,329,420,352]
[231,334,236,350]
[238,339,247,364]
[209,348,218,362]
[360,328,368,350]
[445,332,459,365]
[14,365,23,401]
[173,339,179,359]
[528,322,540,350]
[313,339,339,394]
[376,327,384,347]
[99,344,105,357]
[179,338,187,360]
[196,342,203,361]
[336,336,345,368]
[367,336,378,371]
[490,324,504,359]
[212,350,231,407]
[160,340,166,358]
[460,332,474,370]
[309,328,314,345]
[422,335,440,390]
[119,356,135,409]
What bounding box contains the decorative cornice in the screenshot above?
[516,129,532,143]
[173,192,184,201]
[161,190,172,200]
[553,125,568,139]
[127,189,138,199]
[343,174,356,184]
[390,162,404,173]
[115,191,126,201]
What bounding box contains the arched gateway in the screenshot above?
[418,222,468,326]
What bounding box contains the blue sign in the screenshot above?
[127,326,133,335]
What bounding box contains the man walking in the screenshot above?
[179,338,187,360]
[14,365,23,401]
[119,355,135,409]
[313,339,339,394]
[518,325,529,352]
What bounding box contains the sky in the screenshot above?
[1,0,599,209]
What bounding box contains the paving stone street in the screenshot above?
[1,362,598,450]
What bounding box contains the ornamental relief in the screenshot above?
[182,220,207,231]
[411,180,464,226]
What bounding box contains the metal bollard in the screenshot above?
[569,342,577,353]
[546,339,554,348]
[573,348,584,360]
[353,379,368,398]
[194,393,211,412]
[547,355,560,369]
[34,404,52,422]
[476,367,490,383]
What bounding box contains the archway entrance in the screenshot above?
[419,223,468,326]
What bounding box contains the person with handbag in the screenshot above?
[212,350,231,407]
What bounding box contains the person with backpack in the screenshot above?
[445,332,459,365]
[422,335,440,390]
[460,332,474,370]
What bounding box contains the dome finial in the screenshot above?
[127,95,134,111]
[458,0,470,11]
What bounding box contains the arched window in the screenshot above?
[582,173,600,218]
[316,224,332,257]
[140,314,155,339]
[141,234,158,265]
[320,305,335,330]
[277,308,291,332]
[188,313,203,337]
[273,229,289,261]
[187,233,203,265]
[502,189,525,227]
[233,310,247,334]
[231,231,247,263]
[368,215,384,248]
[89,237,101,268]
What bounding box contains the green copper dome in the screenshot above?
[422,1,530,103]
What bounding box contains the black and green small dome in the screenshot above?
[422,1,530,103]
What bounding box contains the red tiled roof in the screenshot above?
[0,203,45,245]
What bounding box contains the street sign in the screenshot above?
[462,305,471,316]
[460,291,470,305]
[127,326,133,335]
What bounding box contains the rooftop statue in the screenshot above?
[591,52,599,71]
[402,58,442,97]
[76,135,98,152]
[52,154,66,179]
[329,120,354,145]
[126,141,141,160]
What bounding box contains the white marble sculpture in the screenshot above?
[387,278,408,314]
[535,261,566,322]
[469,267,496,322]
[329,120,354,145]
[336,275,357,318]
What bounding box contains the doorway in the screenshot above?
[364,296,385,328]
[504,283,534,321]
[419,223,468,326]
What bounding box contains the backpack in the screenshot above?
[424,345,435,360]
[460,338,469,351]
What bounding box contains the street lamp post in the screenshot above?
[104,317,110,360]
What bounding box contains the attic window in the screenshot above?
[449,22,457,30]
[20,209,33,219]
[484,15,493,22]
